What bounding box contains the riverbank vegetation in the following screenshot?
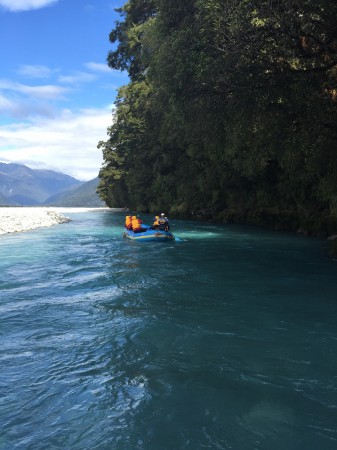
[98,0,337,240]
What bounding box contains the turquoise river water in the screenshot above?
[0,210,337,450]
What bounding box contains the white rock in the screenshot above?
[0,207,71,235]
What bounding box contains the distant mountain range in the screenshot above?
[0,163,105,207]
[0,192,16,206]
[43,177,105,207]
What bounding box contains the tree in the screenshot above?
[99,0,337,233]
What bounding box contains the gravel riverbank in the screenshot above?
[0,207,109,235]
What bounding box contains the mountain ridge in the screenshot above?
[0,163,104,207]
[43,177,105,207]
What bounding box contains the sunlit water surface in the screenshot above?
[0,211,336,450]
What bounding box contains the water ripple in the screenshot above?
[1,212,337,449]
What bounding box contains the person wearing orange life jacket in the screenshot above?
[125,215,132,230]
[131,215,145,233]
[151,216,160,230]
[131,215,139,230]
[157,213,170,231]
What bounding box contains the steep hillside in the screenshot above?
[0,163,82,205]
[99,1,337,238]
[0,192,17,206]
[44,178,105,207]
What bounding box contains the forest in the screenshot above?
[98,0,337,239]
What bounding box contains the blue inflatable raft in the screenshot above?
[124,224,175,242]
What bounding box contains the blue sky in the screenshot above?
[0,0,128,180]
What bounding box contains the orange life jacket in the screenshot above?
[132,216,142,231]
[125,216,132,230]
[153,216,159,227]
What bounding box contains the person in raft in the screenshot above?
[125,215,132,230]
[157,213,170,231]
[131,215,147,233]
[151,215,160,230]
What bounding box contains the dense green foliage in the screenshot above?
[98,0,337,235]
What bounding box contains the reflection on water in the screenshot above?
[0,211,336,449]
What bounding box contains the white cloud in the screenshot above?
[0,99,56,119]
[18,83,67,99]
[0,107,115,180]
[0,0,58,12]
[0,79,68,99]
[58,72,97,85]
[0,66,118,121]
[84,62,111,74]
[0,79,69,119]
[0,93,16,111]
[17,64,56,79]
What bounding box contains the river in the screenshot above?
[0,210,336,449]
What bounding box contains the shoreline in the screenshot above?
[0,207,110,235]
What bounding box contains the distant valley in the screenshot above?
[0,163,105,207]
